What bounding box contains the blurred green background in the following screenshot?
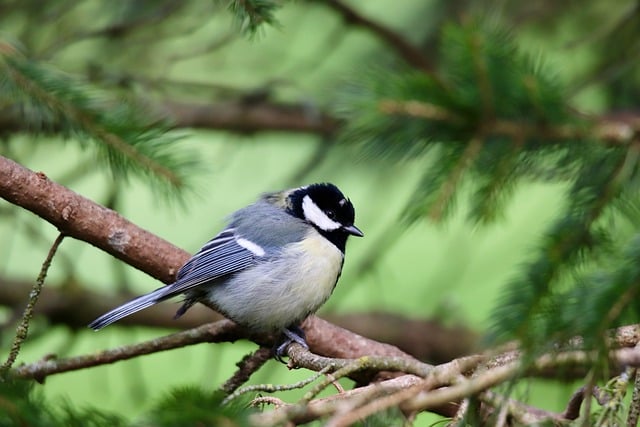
[1,0,638,424]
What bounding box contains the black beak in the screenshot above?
[343,224,364,237]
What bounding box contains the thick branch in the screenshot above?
[0,155,187,284]
[0,155,419,361]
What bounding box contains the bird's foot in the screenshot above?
[274,326,308,363]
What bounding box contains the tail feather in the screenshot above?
[89,286,173,330]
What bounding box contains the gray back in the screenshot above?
[229,201,308,251]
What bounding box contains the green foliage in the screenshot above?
[337,20,578,223]
[227,0,283,35]
[489,148,636,349]
[1,0,640,422]
[0,379,253,427]
[0,48,198,195]
[145,386,252,426]
[0,378,124,427]
[336,17,640,357]
[550,235,640,348]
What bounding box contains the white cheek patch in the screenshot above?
[302,195,341,231]
[236,237,266,257]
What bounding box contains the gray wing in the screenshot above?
[169,228,258,295]
[88,227,260,330]
[173,203,309,295]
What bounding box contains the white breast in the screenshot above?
[206,229,344,333]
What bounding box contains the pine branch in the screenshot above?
[319,0,435,74]
[38,1,185,59]
[490,148,636,347]
[378,99,640,147]
[1,76,636,143]
[228,0,282,35]
[0,99,340,136]
[0,49,196,192]
[428,134,484,221]
[337,21,640,352]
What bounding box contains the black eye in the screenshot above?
[326,209,336,219]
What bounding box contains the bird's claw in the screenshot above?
[274,326,308,363]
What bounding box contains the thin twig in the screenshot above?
[253,351,480,426]
[250,396,287,409]
[286,341,432,385]
[1,233,65,373]
[447,398,469,427]
[301,361,370,403]
[222,365,333,406]
[254,345,640,426]
[627,368,640,426]
[480,390,567,425]
[594,369,631,425]
[324,356,486,427]
[11,320,238,382]
[221,347,273,395]
[251,375,425,427]
[581,370,596,427]
[563,386,586,420]
[322,0,435,73]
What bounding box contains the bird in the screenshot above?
[88,183,363,357]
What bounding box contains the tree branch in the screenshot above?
[7,153,640,423]
[160,100,340,135]
[0,99,341,136]
[1,233,65,372]
[253,345,640,425]
[12,320,239,383]
[2,97,638,147]
[321,0,434,73]
[0,277,478,363]
[221,347,273,394]
[0,155,422,361]
[0,155,188,284]
[379,99,640,147]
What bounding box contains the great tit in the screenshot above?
[88,183,363,356]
